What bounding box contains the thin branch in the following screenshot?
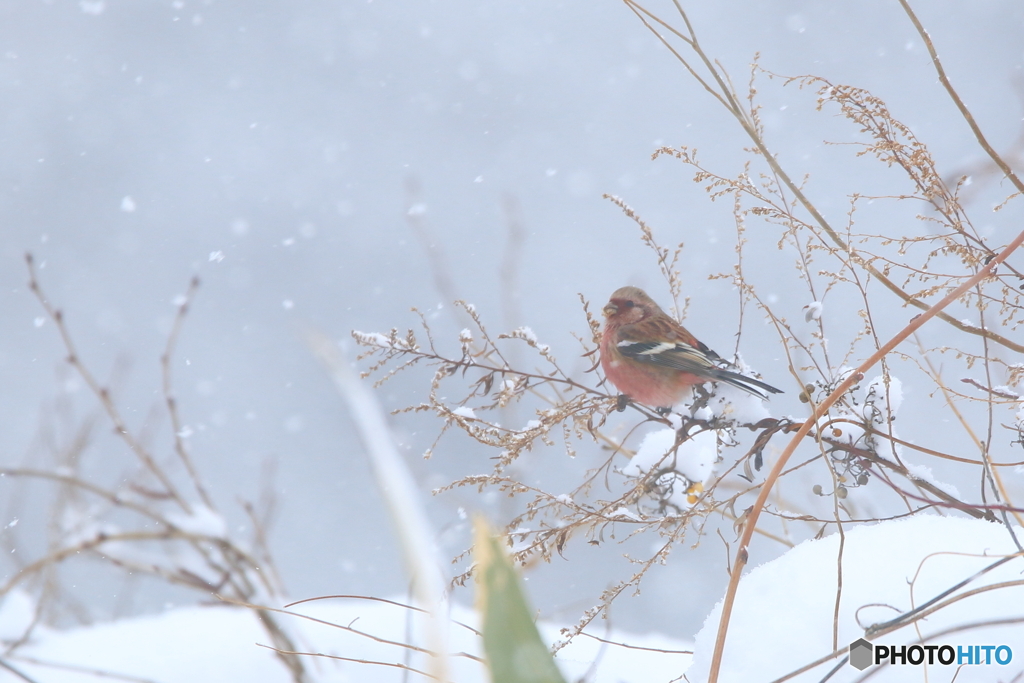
[707,228,1024,683]
[24,253,190,512]
[897,0,1024,195]
[161,275,215,510]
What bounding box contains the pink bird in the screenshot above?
[600,286,781,408]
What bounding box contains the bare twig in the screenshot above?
[707,228,1024,682]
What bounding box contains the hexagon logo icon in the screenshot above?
[849,638,873,671]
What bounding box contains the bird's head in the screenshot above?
[602,286,661,326]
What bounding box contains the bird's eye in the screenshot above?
[624,301,635,308]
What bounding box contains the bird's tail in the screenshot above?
[710,367,783,400]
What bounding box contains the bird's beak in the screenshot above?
[602,302,618,317]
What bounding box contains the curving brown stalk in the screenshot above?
[705,228,1024,682]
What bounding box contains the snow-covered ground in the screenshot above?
[690,515,1024,683]
[0,591,692,683]
[3,515,1020,683]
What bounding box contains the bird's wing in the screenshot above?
[615,339,717,376]
[617,338,783,398]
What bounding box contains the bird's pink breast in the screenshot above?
[600,342,703,408]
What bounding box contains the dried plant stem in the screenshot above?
[706,228,1024,683]
[825,443,996,521]
[2,654,158,683]
[257,644,439,681]
[24,254,190,512]
[916,338,1024,533]
[17,257,307,682]
[161,275,215,511]
[897,0,1024,196]
[0,468,168,525]
[624,0,1024,356]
